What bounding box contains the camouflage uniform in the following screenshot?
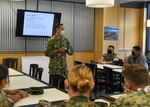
[38,96,108,107]
[110,86,150,107]
[45,35,73,76]
[0,90,14,107]
[102,53,117,62]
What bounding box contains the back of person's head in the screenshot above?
[122,64,148,86]
[67,65,94,93]
[108,45,115,49]
[0,65,8,84]
[133,46,141,52]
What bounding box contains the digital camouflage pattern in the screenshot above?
[102,53,117,62]
[55,96,108,107]
[37,96,108,107]
[110,90,150,107]
[45,35,73,76]
[0,91,14,107]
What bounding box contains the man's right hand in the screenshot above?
[58,47,67,53]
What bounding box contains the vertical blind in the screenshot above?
[0,0,94,52]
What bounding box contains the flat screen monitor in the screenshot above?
[16,9,61,37]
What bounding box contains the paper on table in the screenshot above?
[15,88,69,106]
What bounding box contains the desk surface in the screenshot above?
[97,64,123,69]
[113,69,122,73]
[15,88,69,106]
[5,76,47,90]
[9,68,24,76]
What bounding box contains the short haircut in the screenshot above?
[133,46,141,51]
[122,64,148,86]
[54,23,63,30]
[108,45,115,49]
[0,65,8,81]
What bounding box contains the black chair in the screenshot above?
[103,66,123,94]
[74,60,83,66]
[3,58,18,69]
[84,63,96,73]
[90,60,98,64]
[84,63,97,94]
[35,67,43,80]
[49,73,66,90]
[29,64,39,77]
[84,63,106,96]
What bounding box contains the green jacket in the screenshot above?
[45,35,73,74]
[37,96,108,107]
[55,96,108,107]
[0,91,14,107]
[102,53,117,62]
[110,90,150,107]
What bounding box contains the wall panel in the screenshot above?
[95,5,141,61]
[0,0,25,52]
[25,0,49,52]
[74,4,94,50]
[52,2,74,46]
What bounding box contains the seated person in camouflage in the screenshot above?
[98,45,117,64]
[38,65,108,107]
[0,65,28,107]
[110,64,150,107]
[45,23,73,77]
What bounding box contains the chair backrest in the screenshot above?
[3,58,18,69]
[84,63,97,76]
[35,67,43,80]
[49,73,66,90]
[29,64,39,77]
[74,60,82,66]
[103,66,113,84]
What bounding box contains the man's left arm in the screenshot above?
[66,39,73,55]
[139,55,147,65]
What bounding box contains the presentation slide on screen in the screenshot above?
[23,12,54,36]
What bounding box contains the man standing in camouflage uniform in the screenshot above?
[110,64,150,107]
[45,23,73,78]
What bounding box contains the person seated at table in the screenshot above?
[127,45,148,69]
[0,65,28,107]
[98,45,117,64]
[110,64,150,107]
[38,65,108,107]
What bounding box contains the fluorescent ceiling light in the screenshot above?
[86,0,115,8]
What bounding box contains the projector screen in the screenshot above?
[16,10,61,37]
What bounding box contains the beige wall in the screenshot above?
[94,5,146,62]
[0,5,146,72]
